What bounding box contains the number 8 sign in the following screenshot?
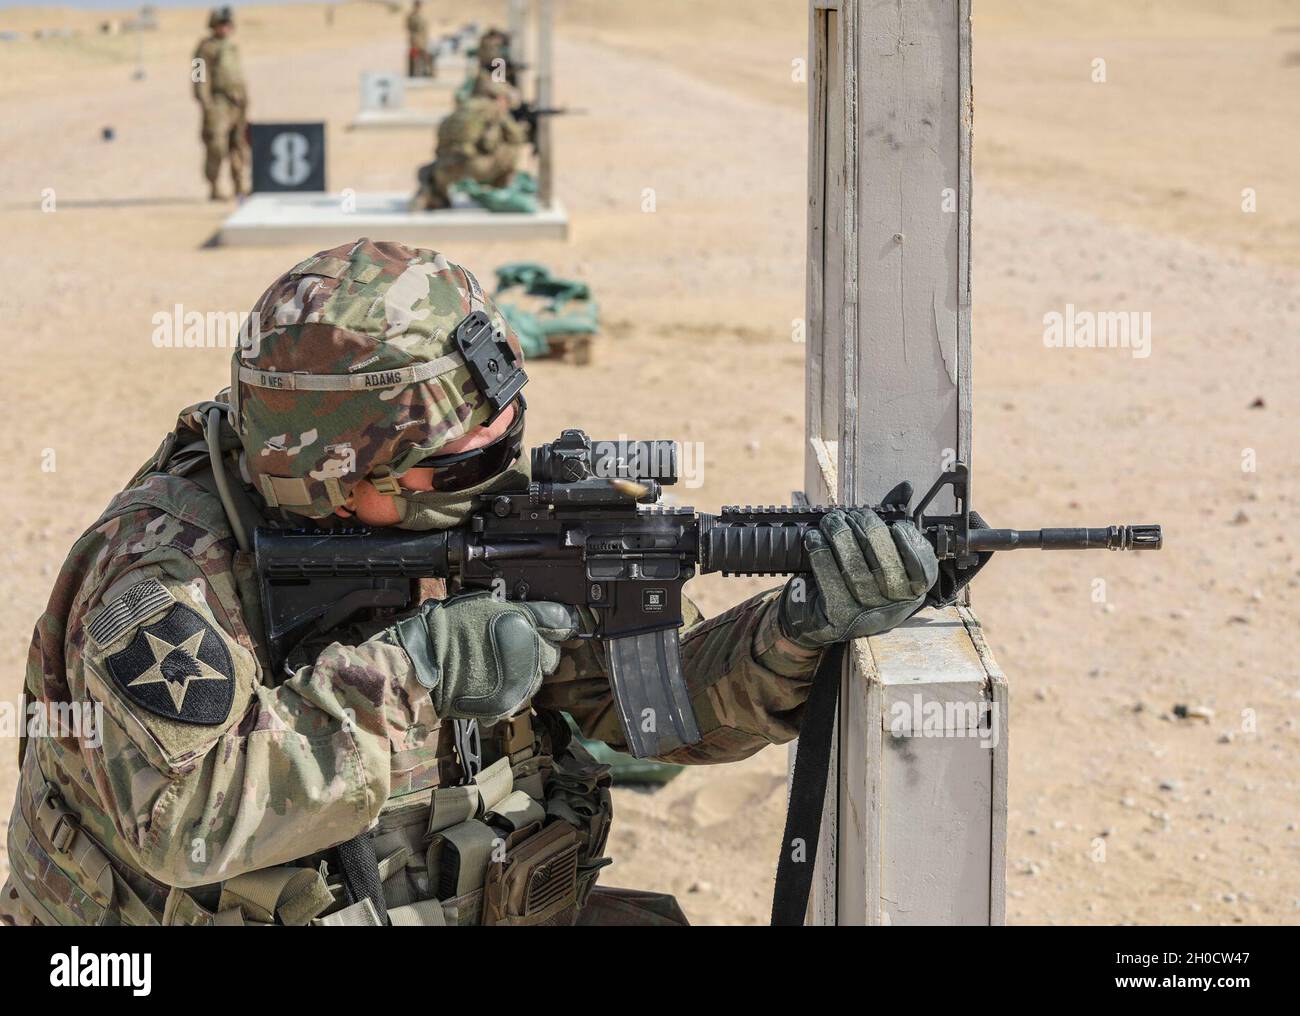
[249,123,326,193]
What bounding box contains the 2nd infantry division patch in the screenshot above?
[105,604,235,725]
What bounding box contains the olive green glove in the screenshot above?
[391,592,580,724]
[778,508,939,648]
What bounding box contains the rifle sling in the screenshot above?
[770,642,845,926]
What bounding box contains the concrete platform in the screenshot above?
[349,109,441,130]
[404,75,460,91]
[216,191,569,247]
[406,59,469,88]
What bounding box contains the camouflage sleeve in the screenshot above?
[76,559,434,889]
[192,42,213,106]
[222,43,248,104]
[478,118,505,153]
[537,588,822,766]
[502,116,529,146]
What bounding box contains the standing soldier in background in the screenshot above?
[412,80,527,210]
[192,7,249,201]
[406,1,432,78]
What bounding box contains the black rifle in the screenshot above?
[254,429,1161,760]
[510,102,581,151]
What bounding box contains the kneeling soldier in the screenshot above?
[1,239,935,926]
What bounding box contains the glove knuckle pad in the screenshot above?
[452,610,539,718]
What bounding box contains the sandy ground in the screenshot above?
[0,0,1296,925]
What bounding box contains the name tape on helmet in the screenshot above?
[237,353,463,392]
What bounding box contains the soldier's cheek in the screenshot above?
[349,481,402,527]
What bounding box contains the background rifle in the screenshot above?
[511,101,583,151]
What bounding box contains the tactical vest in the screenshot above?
[437,100,504,160]
[4,420,614,927]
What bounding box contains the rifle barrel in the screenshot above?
[965,525,1162,552]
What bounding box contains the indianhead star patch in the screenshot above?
[105,604,234,725]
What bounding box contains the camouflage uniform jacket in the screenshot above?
[437,97,527,161]
[406,11,429,49]
[1,411,820,926]
[193,34,247,109]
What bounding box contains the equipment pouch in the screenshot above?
[428,819,497,900]
[482,820,580,927]
[6,804,110,927]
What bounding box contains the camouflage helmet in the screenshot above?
[231,238,525,519]
[477,28,510,65]
[209,6,233,28]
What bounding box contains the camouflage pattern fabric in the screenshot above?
[198,96,248,193]
[455,71,518,109]
[537,589,821,766]
[0,458,442,924]
[469,75,517,103]
[0,240,831,927]
[194,34,245,106]
[413,98,527,210]
[234,238,523,519]
[1,461,822,925]
[406,9,429,49]
[193,34,248,192]
[406,7,432,77]
[0,881,39,926]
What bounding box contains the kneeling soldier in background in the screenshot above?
[413,80,528,210]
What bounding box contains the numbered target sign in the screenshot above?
[360,71,405,112]
[249,123,326,193]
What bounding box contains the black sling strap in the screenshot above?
[336,833,389,926]
[770,642,845,926]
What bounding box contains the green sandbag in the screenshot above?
[493,261,601,359]
[454,172,539,214]
[563,715,684,788]
[498,304,549,359]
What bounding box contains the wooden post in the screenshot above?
[508,0,529,69]
[801,0,1006,925]
[535,0,554,209]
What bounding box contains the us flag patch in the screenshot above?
[87,579,175,650]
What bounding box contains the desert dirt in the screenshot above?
[0,0,1296,925]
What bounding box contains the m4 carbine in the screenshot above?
[254,429,1161,759]
[509,102,582,152]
